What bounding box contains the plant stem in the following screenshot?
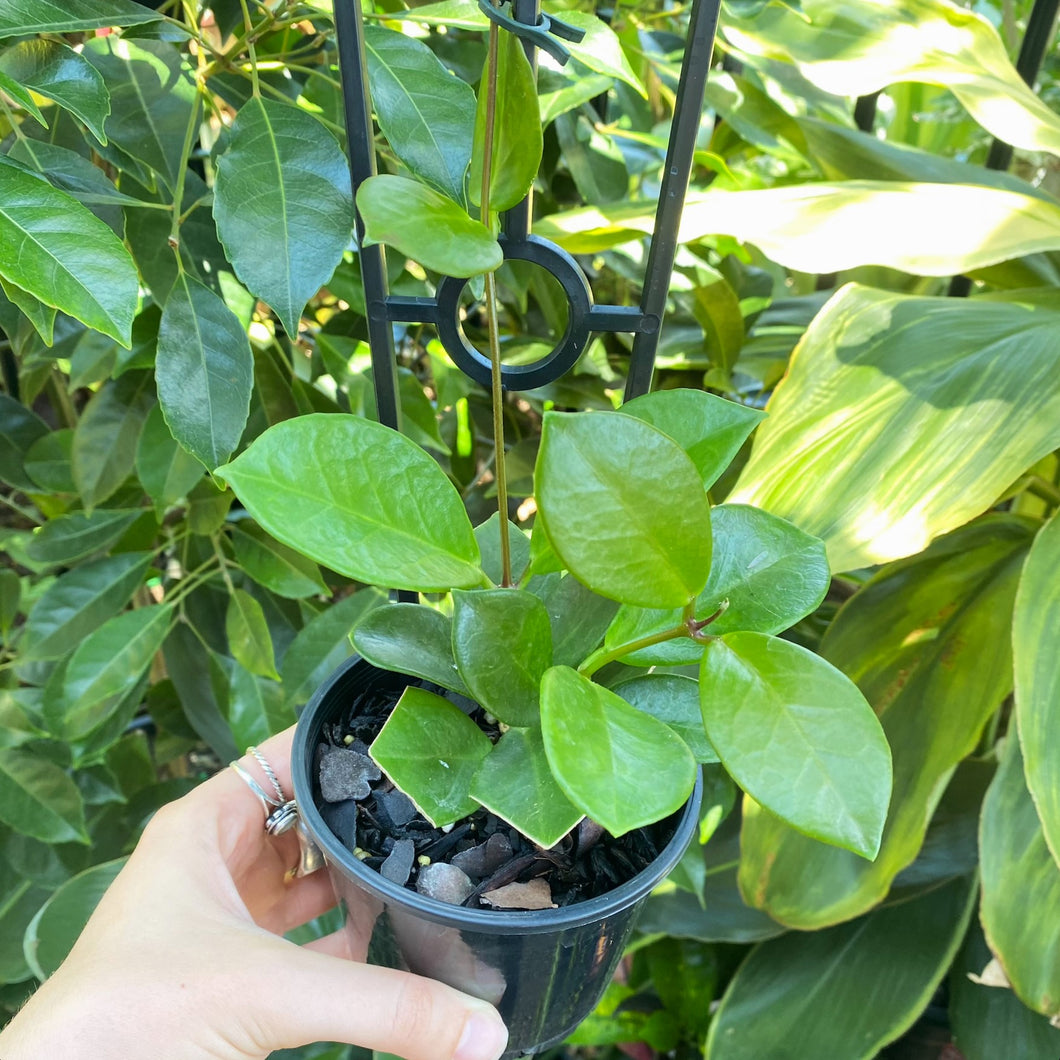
[169,93,202,250]
[239,0,262,97]
[1024,474,1060,507]
[578,623,691,678]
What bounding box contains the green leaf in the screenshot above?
[621,389,764,490]
[614,674,717,763]
[469,727,582,849]
[1013,511,1060,868]
[0,569,20,639]
[57,604,174,740]
[0,394,48,492]
[231,522,327,600]
[24,859,127,981]
[0,40,110,144]
[731,287,1060,572]
[23,429,75,494]
[0,748,87,846]
[535,411,711,608]
[135,404,203,516]
[704,875,977,1060]
[0,67,46,127]
[607,504,829,666]
[72,371,154,511]
[22,553,152,661]
[363,25,475,202]
[0,276,56,346]
[980,736,1060,1019]
[524,572,618,669]
[0,879,50,985]
[225,663,293,751]
[474,513,530,586]
[352,604,468,696]
[24,509,141,566]
[452,588,551,727]
[739,518,1029,928]
[469,28,542,213]
[226,589,279,681]
[702,632,891,859]
[357,174,502,278]
[0,160,137,346]
[561,12,646,97]
[540,665,696,836]
[156,272,253,471]
[0,0,159,34]
[213,97,353,335]
[370,686,491,827]
[281,589,385,706]
[216,414,485,593]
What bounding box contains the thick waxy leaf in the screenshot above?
[213,97,353,335]
[231,523,327,600]
[0,41,110,144]
[470,728,582,849]
[620,389,764,489]
[156,272,253,471]
[0,161,137,346]
[560,12,646,96]
[0,1,159,34]
[352,604,468,696]
[226,589,279,681]
[0,394,48,491]
[357,174,502,278]
[0,68,46,127]
[226,664,293,751]
[739,518,1029,928]
[24,509,141,566]
[615,675,717,763]
[474,513,530,586]
[370,687,491,827]
[23,429,74,494]
[535,411,711,609]
[525,572,618,669]
[470,28,542,213]
[135,404,203,515]
[703,633,890,858]
[1013,511,1060,867]
[980,736,1060,1018]
[0,276,56,345]
[22,553,152,661]
[217,415,485,592]
[540,666,696,836]
[452,588,551,727]
[731,286,1060,572]
[704,875,976,1060]
[0,748,87,845]
[606,505,830,666]
[57,605,174,740]
[363,26,475,202]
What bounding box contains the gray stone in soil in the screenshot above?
[416,862,474,905]
[451,832,513,879]
[380,839,416,886]
[376,788,417,828]
[319,798,359,850]
[319,748,381,803]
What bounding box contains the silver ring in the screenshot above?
[248,746,287,804]
[229,761,282,814]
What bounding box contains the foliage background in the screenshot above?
[1,0,1059,1057]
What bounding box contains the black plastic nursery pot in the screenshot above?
[292,655,703,1057]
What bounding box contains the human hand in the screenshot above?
[0,726,509,1060]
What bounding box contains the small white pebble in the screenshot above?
[343,734,354,745]
[417,854,431,867]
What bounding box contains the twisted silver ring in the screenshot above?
[249,746,285,804]
[229,751,300,837]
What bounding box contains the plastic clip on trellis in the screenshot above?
[333,0,722,420]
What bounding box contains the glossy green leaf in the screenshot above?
[0,748,87,845]
[217,414,485,592]
[470,28,542,213]
[226,589,279,681]
[364,25,475,202]
[474,514,530,586]
[23,429,74,494]
[213,97,352,335]
[352,604,468,696]
[0,0,158,34]
[0,67,46,126]
[226,664,293,751]
[1013,511,1060,867]
[0,40,110,144]
[0,276,56,345]
[469,727,582,849]
[0,569,20,639]
[135,404,203,516]
[370,686,491,827]
[452,588,551,727]
[24,859,127,981]
[731,286,1060,572]
[980,736,1060,1018]
[357,174,502,278]
[560,12,646,97]
[281,589,385,706]
[540,665,696,836]
[0,160,137,346]
[705,875,976,1060]
[607,504,830,666]
[156,271,253,471]
[22,553,152,661]
[614,674,717,763]
[231,523,327,600]
[0,879,50,984]
[535,411,711,608]
[704,632,890,858]
[524,572,618,669]
[0,394,48,492]
[24,509,141,566]
[739,518,1029,928]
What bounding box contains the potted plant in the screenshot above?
[215,8,893,1055]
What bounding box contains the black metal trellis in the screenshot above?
[334,0,722,428]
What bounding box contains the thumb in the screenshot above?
[246,941,509,1060]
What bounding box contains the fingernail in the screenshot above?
[455,1007,508,1060]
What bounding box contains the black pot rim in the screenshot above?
[292,654,703,933]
